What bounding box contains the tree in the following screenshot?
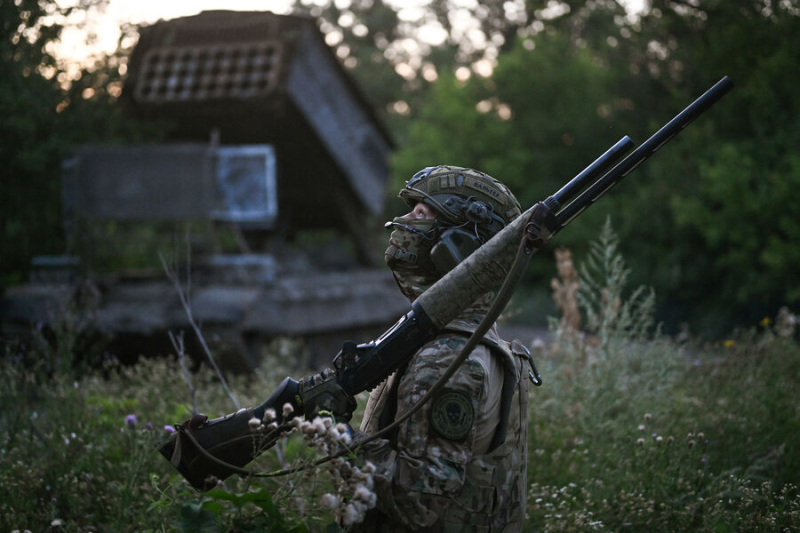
[1,0,158,286]
[392,0,800,334]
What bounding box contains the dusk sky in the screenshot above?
[54,0,646,71]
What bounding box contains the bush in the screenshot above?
[526,223,800,532]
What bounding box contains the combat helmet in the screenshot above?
[398,165,522,274]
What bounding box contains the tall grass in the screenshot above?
[527,221,800,532]
[1,222,798,531]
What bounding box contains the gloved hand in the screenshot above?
[298,367,357,423]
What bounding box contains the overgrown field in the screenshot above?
[2,228,799,532]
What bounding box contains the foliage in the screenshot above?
[4,0,798,335]
[2,224,798,531]
[0,0,161,287]
[576,218,656,347]
[0,343,343,532]
[392,0,800,336]
[527,225,800,531]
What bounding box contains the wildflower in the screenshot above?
[651,433,657,438]
[354,484,377,507]
[693,359,700,366]
[262,408,276,423]
[724,339,735,348]
[283,403,294,417]
[248,417,263,432]
[336,423,353,446]
[636,438,645,447]
[320,493,338,509]
[51,519,63,527]
[760,316,772,327]
[655,436,663,444]
[145,422,153,430]
[667,436,674,445]
[688,439,696,448]
[125,414,137,428]
[163,425,175,433]
[637,424,646,432]
[775,307,798,337]
[697,432,705,440]
[644,413,652,421]
[341,502,363,527]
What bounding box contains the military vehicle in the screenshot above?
[0,11,408,371]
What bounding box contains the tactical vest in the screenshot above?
[361,325,531,533]
[439,326,531,532]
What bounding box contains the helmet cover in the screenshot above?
[388,165,522,282]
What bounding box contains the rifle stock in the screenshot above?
[159,77,733,491]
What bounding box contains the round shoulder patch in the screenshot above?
[429,389,474,441]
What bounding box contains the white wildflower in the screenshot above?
[248,417,263,432]
[354,484,377,508]
[338,429,353,446]
[282,403,294,417]
[319,493,338,509]
[262,408,276,423]
[341,502,362,527]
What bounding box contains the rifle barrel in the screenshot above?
[556,76,734,229]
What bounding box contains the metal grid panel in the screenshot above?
[133,42,281,103]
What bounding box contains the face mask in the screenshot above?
[384,217,440,300]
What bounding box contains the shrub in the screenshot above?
[525,222,800,532]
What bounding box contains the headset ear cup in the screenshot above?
[430,228,483,276]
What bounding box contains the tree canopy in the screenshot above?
[2,0,798,335]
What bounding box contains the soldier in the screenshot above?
[352,166,533,532]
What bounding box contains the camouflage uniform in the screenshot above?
[353,296,530,532]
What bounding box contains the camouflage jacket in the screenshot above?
[353,302,531,532]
